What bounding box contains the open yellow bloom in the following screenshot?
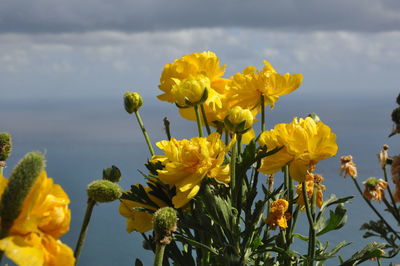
[265,199,291,230]
[158,51,230,122]
[258,117,338,182]
[119,184,168,233]
[229,60,303,110]
[153,132,231,208]
[0,172,74,266]
[296,173,326,208]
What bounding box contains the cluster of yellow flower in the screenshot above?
[120,51,339,233]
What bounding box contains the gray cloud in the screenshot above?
[1,0,400,33]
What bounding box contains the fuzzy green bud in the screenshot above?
[308,113,321,123]
[392,107,400,124]
[0,152,45,236]
[364,177,380,188]
[87,180,122,202]
[124,92,143,114]
[153,207,178,245]
[224,106,254,134]
[0,132,12,161]
[102,165,122,182]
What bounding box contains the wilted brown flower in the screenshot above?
[363,177,388,202]
[340,155,358,178]
[377,145,390,169]
[296,172,326,208]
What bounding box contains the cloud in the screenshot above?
[0,0,400,33]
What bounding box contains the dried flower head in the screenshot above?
[296,172,326,208]
[363,177,388,202]
[377,145,390,169]
[265,199,291,230]
[340,155,357,178]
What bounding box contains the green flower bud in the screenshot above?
[0,152,45,236]
[124,92,143,114]
[364,177,380,188]
[171,75,209,107]
[224,106,254,134]
[0,132,12,161]
[153,207,178,245]
[308,113,320,123]
[392,107,400,124]
[87,180,122,202]
[102,165,122,182]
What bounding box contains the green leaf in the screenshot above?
[316,204,348,236]
[339,242,386,266]
[174,234,219,255]
[319,194,353,214]
[315,241,351,261]
[293,233,309,241]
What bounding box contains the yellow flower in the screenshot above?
[363,177,388,202]
[224,106,255,134]
[158,51,230,122]
[229,60,303,110]
[296,173,326,208]
[153,132,231,208]
[119,183,168,233]
[340,155,358,178]
[0,172,74,266]
[258,117,338,182]
[171,75,210,107]
[265,199,291,230]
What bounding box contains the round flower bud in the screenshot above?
[392,107,400,124]
[224,106,254,134]
[0,132,12,161]
[124,92,143,114]
[171,75,209,107]
[102,165,122,182]
[87,180,122,202]
[153,207,178,245]
[308,113,320,123]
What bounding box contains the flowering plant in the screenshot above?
[0,52,387,266]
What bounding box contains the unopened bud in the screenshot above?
[103,165,122,183]
[171,76,209,107]
[87,180,122,202]
[153,207,178,245]
[0,132,12,161]
[0,152,45,236]
[124,92,143,114]
[308,113,320,123]
[224,106,254,134]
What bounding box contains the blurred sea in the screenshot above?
[1,92,400,265]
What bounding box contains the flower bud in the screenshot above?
[308,113,320,123]
[224,106,254,134]
[377,145,389,169]
[0,132,12,161]
[153,207,178,245]
[0,152,45,235]
[124,92,143,114]
[87,180,122,202]
[392,107,400,124]
[171,75,209,107]
[102,165,122,182]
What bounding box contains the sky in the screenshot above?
[1,0,400,265]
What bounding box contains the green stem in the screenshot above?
[230,134,237,205]
[74,198,96,264]
[309,183,317,261]
[383,166,400,221]
[351,177,400,240]
[301,181,314,265]
[200,104,211,135]
[194,105,203,137]
[0,166,3,177]
[284,166,294,248]
[163,117,172,140]
[235,134,243,228]
[154,243,166,266]
[260,96,265,132]
[134,111,155,156]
